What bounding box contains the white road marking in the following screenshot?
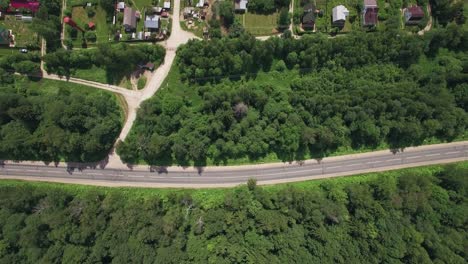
[344,163,361,167]
[128,175,145,178]
[445,151,460,155]
[406,156,421,159]
[327,166,342,169]
[367,161,383,164]
[86,172,103,176]
[386,159,400,162]
[425,153,440,157]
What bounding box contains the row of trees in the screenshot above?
[117,26,467,166]
[248,0,290,14]
[0,164,466,262]
[0,52,41,75]
[43,43,166,83]
[0,76,122,162]
[176,25,466,83]
[29,0,63,51]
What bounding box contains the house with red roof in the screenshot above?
[10,0,40,13]
[362,0,378,27]
[404,6,424,25]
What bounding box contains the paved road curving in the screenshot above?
[1,142,467,188]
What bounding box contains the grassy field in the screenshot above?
[239,12,279,36]
[19,77,121,98]
[0,47,18,57]
[72,65,109,84]
[1,162,465,209]
[66,5,111,46]
[0,15,39,48]
[138,75,147,89]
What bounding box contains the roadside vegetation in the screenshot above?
[117,23,467,166]
[0,76,123,162]
[43,43,165,85]
[0,162,466,262]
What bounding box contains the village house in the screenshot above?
[116,2,125,12]
[163,1,171,10]
[145,14,160,31]
[0,27,14,47]
[302,3,316,30]
[234,0,248,13]
[404,6,424,25]
[332,5,349,28]
[10,0,40,12]
[362,0,378,26]
[123,7,137,32]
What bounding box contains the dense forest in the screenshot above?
[0,77,122,162]
[0,163,466,263]
[117,25,468,165]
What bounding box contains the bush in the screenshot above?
[85,31,97,42]
[87,7,96,17]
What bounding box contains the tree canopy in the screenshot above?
[0,77,122,162]
[118,27,468,166]
[0,163,467,263]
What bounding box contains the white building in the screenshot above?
[332,5,349,24]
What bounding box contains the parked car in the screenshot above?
[19,48,28,53]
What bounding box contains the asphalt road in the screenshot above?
[1,143,467,188]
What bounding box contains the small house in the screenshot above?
[123,7,137,32]
[153,6,163,14]
[234,0,248,12]
[332,5,349,28]
[139,62,155,71]
[184,7,194,19]
[145,14,160,31]
[302,3,315,30]
[0,28,12,46]
[362,0,378,26]
[10,0,40,12]
[163,1,171,10]
[196,0,204,8]
[117,2,125,11]
[404,6,424,25]
[21,15,33,22]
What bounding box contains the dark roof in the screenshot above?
[303,12,315,24]
[303,3,315,13]
[0,28,11,45]
[407,6,424,17]
[364,7,378,25]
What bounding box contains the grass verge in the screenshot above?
[1,162,466,209]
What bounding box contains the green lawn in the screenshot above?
[240,12,279,36]
[20,77,119,97]
[72,65,108,84]
[0,15,39,48]
[0,47,17,57]
[137,75,147,89]
[64,5,111,47]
